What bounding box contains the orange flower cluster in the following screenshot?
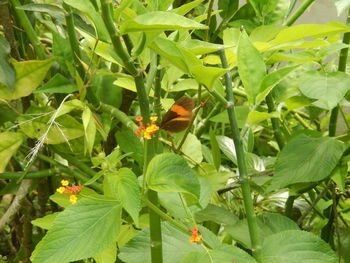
[134,116,159,140]
[189,227,202,243]
[56,180,82,204]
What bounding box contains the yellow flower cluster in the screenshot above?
[134,116,159,140]
[56,179,82,204]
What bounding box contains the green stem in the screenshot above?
[146,53,158,96]
[204,0,215,41]
[62,3,86,79]
[284,0,316,26]
[329,8,350,137]
[143,196,188,233]
[21,146,102,192]
[248,0,262,19]
[100,1,161,261]
[195,101,221,137]
[11,0,46,59]
[94,102,138,131]
[219,49,262,262]
[0,168,57,179]
[177,105,200,151]
[265,93,285,149]
[285,195,295,218]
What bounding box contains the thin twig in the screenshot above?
[0,179,32,231]
[297,183,331,225]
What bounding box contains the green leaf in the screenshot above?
[145,153,200,198]
[338,228,350,263]
[115,129,143,164]
[19,106,84,144]
[82,107,96,155]
[175,133,203,164]
[258,0,290,25]
[104,168,140,226]
[256,65,300,104]
[210,106,249,127]
[119,222,204,263]
[197,163,231,193]
[225,212,299,249]
[34,73,78,94]
[247,111,280,125]
[178,39,226,55]
[31,195,121,263]
[237,30,266,104]
[0,132,24,173]
[0,59,54,100]
[0,36,16,92]
[173,0,205,16]
[216,135,237,164]
[63,0,110,42]
[92,74,122,108]
[181,245,257,263]
[268,135,344,191]
[31,213,59,230]
[299,71,350,110]
[94,244,117,263]
[120,11,207,34]
[209,128,221,170]
[148,0,174,11]
[268,50,317,63]
[218,0,239,20]
[16,3,65,22]
[169,79,198,92]
[150,37,228,89]
[261,230,337,263]
[195,204,238,225]
[270,22,350,46]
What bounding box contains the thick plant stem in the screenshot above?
[62,3,86,79]
[0,169,56,179]
[219,49,262,262]
[204,0,215,41]
[284,0,316,26]
[100,1,162,262]
[285,195,295,218]
[0,0,20,59]
[329,9,350,137]
[11,0,46,59]
[94,103,138,131]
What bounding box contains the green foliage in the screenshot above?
[268,135,344,191]
[31,195,121,263]
[146,153,200,198]
[1,0,350,262]
[261,230,337,263]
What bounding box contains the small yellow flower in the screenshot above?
[150,116,158,122]
[61,179,69,186]
[70,194,78,204]
[143,132,152,140]
[146,124,159,133]
[56,186,66,194]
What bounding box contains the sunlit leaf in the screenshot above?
[120,11,207,34]
[0,132,24,173]
[31,195,121,263]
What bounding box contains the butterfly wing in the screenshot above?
[160,96,195,133]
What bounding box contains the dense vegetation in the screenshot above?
[0,0,350,262]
